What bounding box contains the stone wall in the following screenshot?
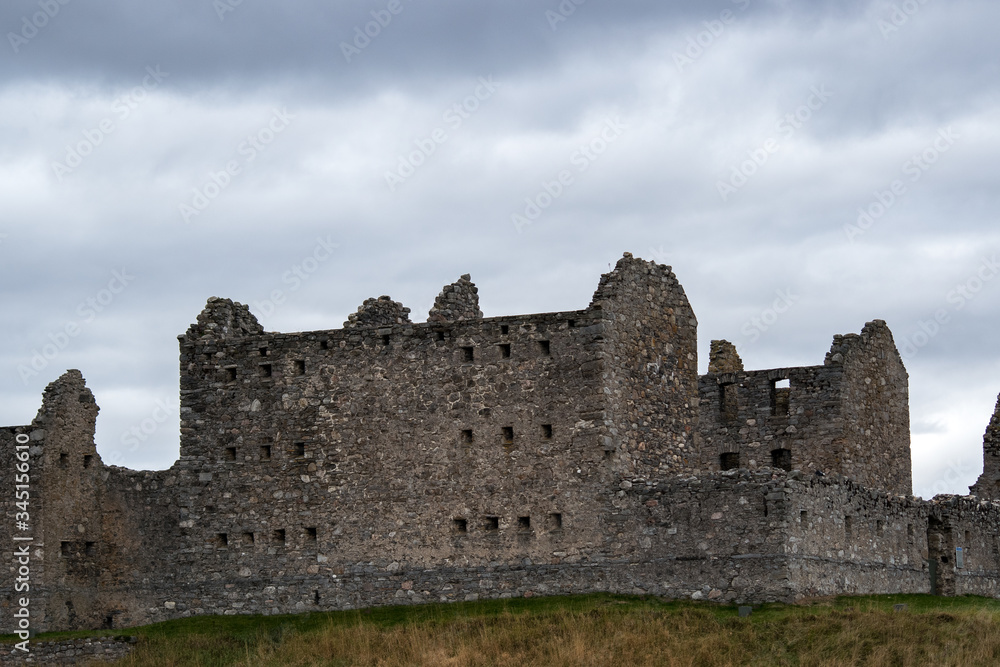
[783,474,928,598]
[697,320,911,496]
[4,252,1000,635]
[698,362,845,477]
[832,320,912,496]
[0,636,135,665]
[927,495,1000,598]
[590,253,699,480]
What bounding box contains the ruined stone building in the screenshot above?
[5,252,1000,633]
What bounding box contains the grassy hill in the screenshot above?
[9,593,1000,666]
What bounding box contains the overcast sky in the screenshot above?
[1,0,997,499]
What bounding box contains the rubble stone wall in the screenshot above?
[698,320,911,496]
[3,253,997,636]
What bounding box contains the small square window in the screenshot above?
[85,541,96,556]
[800,511,808,523]
[273,529,286,544]
[83,455,93,469]
[461,346,474,362]
[381,335,391,346]
[720,452,739,471]
[436,331,446,341]
[305,527,317,542]
[453,518,468,534]
[500,325,509,335]
[224,447,236,461]
[320,340,331,350]
[294,360,306,375]
[242,532,255,546]
[517,516,531,532]
[61,541,71,557]
[546,513,562,531]
[538,340,550,356]
[499,343,511,359]
[461,429,474,444]
[484,516,499,531]
[541,424,553,439]
[770,448,792,472]
[59,453,69,468]
[214,533,228,548]
[259,364,272,378]
[502,427,514,444]
[226,367,237,381]
[259,347,269,357]
[294,442,305,457]
[260,445,272,461]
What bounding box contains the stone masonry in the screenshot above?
[3,252,1000,634]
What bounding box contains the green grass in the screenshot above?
[7,594,1000,666]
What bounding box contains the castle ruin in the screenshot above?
[5,252,1000,633]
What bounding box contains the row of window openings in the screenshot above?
[465,424,553,445]
[843,516,918,541]
[452,513,562,534]
[719,378,790,421]
[461,341,550,362]
[212,527,315,548]
[59,453,95,469]
[223,426,555,461]
[219,359,306,382]
[719,448,792,472]
[215,338,553,378]
[315,323,570,348]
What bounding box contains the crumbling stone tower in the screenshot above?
[970,395,1000,498]
[698,320,912,495]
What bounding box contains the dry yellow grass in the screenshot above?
[228,606,1000,666]
[65,594,1000,666]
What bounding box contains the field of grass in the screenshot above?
[9,593,1000,666]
